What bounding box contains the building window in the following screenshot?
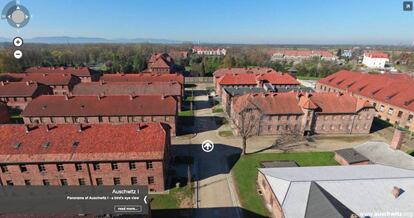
[397,111,403,118]
[129,162,136,170]
[93,163,100,171]
[373,102,377,108]
[267,125,271,131]
[43,179,50,186]
[113,177,121,185]
[75,163,82,171]
[38,164,46,172]
[408,114,413,123]
[19,164,28,173]
[60,179,68,186]
[148,176,155,184]
[24,180,31,186]
[56,163,64,172]
[0,165,8,173]
[6,180,13,186]
[146,161,153,170]
[78,178,86,186]
[277,125,280,131]
[111,162,119,170]
[96,178,103,186]
[379,105,385,112]
[131,177,138,185]
[387,108,394,115]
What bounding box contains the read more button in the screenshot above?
[114,205,142,213]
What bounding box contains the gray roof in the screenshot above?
[260,165,414,218]
[335,148,369,164]
[276,86,314,93]
[260,160,299,168]
[354,141,414,170]
[305,182,356,218]
[223,87,264,97]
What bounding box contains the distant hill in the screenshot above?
[0,36,184,44]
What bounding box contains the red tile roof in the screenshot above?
[101,73,184,85]
[213,67,277,77]
[148,53,173,69]
[0,73,76,86]
[0,123,168,163]
[0,81,46,97]
[21,95,177,117]
[25,67,98,77]
[233,92,372,115]
[318,70,414,112]
[219,72,300,86]
[72,81,181,96]
[364,51,389,59]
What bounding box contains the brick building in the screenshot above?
[0,103,9,123]
[100,73,185,96]
[145,53,175,73]
[25,66,101,82]
[21,95,178,135]
[0,123,170,192]
[231,92,375,136]
[216,71,300,97]
[0,73,80,95]
[268,49,336,62]
[316,70,414,131]
[0,81,52,110]
[72,81,183,110]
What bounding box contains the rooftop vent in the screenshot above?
[72,141,80,148]
[14,142,22,149]
[42,141,50,148]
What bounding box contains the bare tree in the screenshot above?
[232,103,263,155]
[272,127,306,152]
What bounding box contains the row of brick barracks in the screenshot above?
[0,123,170,192]
[316,70,414,132]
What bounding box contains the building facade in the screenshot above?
[0,123,170,192]
[269,49,336,62]
[362,51,389,69]
[21,95,178,135]
[231,92,375,136]
[0,81,53,110]
[145,53,175,74]
[316,70,414,131]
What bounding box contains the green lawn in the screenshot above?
[185,96,194,102]
[212,107,224,113]
[296,75,322,80]
[178,110,194,117]
[151,185,193,209]
[231,152,338,216]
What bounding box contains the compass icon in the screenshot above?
[1,1,30,28]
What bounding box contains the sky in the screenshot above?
[0,0,413,45]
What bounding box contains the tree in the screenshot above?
[271,128,305,153]
[232,103,263,155]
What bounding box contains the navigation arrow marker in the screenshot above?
[144,195,148,204]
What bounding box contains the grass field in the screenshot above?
[178,110,194,117]
[296,75,322,80]
[212,107,224,113]
[151,185,193,209]
[218,130,234,137]
[231,152,338,216]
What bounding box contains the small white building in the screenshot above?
[192,46,226,56]
[362,51,389,69]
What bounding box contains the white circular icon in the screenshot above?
[13,50,22,59]
[201,140,214,153]
[13,37,23,47]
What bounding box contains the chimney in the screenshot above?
[64,94,69,100]
[78,124,83,132]
[161,95,165,99]
[46,124,51,132]
[24,124,30,133]
[137,124,142,132]
[392,186,403,198]
[129,94,134,100]
[390,129,404,150]
[0,81,4,86]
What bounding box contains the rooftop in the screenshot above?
[100,73,184,85]
[335,148,369,164]
[21,95,177,117]
[0,73,75,86]
[0,123,169,163]
[354,141,414,170]
[260,165,414,218]
[213,67,277,77]
[0,81,46,97]
[25,66,99,77]
[218,72,300,86]
[318,70,414,112]
[72,81,181,96]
